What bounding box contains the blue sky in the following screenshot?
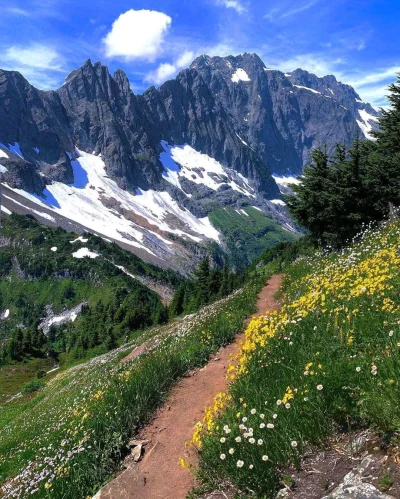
[0,0,398,108]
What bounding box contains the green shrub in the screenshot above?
[21,379,45,394]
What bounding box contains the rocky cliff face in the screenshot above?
[0,53,380,270]
[191,53,380,175]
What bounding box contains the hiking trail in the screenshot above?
[96,274,282,499]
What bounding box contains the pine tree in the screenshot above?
[195,258,211,307]
[170,283,186,317]
[219,264,229,298]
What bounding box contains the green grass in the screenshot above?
[0,274,265,497]
[193,219,400,497]
[209,206,295,270]
[0,357,56,401]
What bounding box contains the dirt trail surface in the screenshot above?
[96,274,282,499]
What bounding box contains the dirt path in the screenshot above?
[96,274,282,499]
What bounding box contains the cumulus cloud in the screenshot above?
[216,1,246,14]
[103,9,172,61]
[146,51,195,84]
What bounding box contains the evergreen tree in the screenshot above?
[195,258,211,307]
[219,265,229,298]
[170,284,185,317]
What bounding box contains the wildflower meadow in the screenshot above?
[192,219,400,496]
[0,277,264,498]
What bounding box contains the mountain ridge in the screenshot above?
[0,52,380,271]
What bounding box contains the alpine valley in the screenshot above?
[0,53,380,272]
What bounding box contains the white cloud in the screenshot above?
[148,63,177,84]
[0,42,65,89]
[103,9,172,61]
[347,66,400,88]
[4,43,62,70]
[4,7,30,16]
[265,0,319,21]
[273,53,343,78]
[176,51,196,68]
[216,0,246,14]
[146,51,195,84]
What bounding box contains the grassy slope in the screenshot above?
[0,269,269,498]
[209,206,295,270]
[194,220,400,496]
[0,214,181,397]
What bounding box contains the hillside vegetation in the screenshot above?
[0,214,178,367]
[0,274,265,497]
[193,217,400,496]
[209,206,295,270]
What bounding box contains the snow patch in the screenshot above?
[0,142,23,158]
[270,199,286,206]
[284,73,292,77]
[3,309,10,319]
[327,88,334,95]
[50,247,58,252]
[160,141,256,200]
[272,175,301,187]
[70,236,89,244]
[72,247,99,259]
[357,109,379,140]
[115,265,137,279]
[293,85,321,95]
[231,68,251,83]
[236,134,248,146]
[0,165,8,173]
[2,194,56,221]
[1,205,12,215]
[0,149,9,159]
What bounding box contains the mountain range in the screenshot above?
[0,53,380,272]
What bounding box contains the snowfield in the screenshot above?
[0,142,23,158]
[3,194,56,222]
[3,149,222,258]
[160,141,256,200]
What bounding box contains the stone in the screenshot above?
[322,457,395,499]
